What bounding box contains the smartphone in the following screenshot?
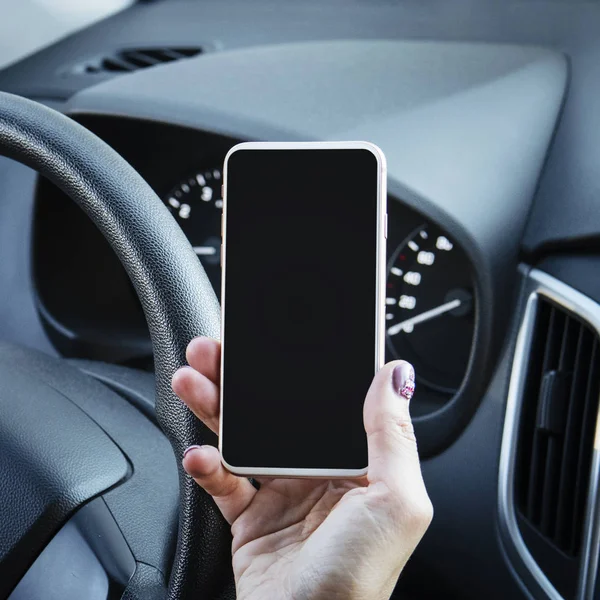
[220,141,387,478]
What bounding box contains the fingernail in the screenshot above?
[183,445,202,459]
[392,362,416,401]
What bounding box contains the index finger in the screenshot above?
[186,337,221,384]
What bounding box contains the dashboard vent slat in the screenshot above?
[569,338,599,553]
[524,302,555,523]
[555,324,588,548]
[97,56,137,73]
[516,297,600,557]
[80,47,203,75]
[123,51,162,68]
[539,436,561,537]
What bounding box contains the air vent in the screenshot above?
[82,47,203,74]
[516,296,600,557]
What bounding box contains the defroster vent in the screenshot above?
[516,297,600,557]
[78,47,203,75]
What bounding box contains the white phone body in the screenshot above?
[219,141,387,478]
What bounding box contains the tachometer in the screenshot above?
[386,224,474,396]
[163,167,223,295]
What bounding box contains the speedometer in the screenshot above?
[163,167,223,296]
[386,224,474,396]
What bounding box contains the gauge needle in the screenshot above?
[193,246,217,256]
[387,298,462,336]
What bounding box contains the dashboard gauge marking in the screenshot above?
[399,295,416,309]
[168,197,180,208]
[403,271,421,286]
[385,297,396,305]
[181,183,190,193]
[419,230,428,239]
[386,313,394,320]
[196,174,206,185]
[213,170,221,179]
[408,240,419,251]
[436,236,453,251]
[391,267,403,276]
[417,250,435,265]
[193,246,218,256]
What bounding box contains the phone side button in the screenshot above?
[384,213,388,239]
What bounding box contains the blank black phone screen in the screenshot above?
[222,147,380,470]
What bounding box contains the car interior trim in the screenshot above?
[498,267,600,600]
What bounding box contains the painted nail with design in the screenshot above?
[392,362,416,401]
[183,445,202,459]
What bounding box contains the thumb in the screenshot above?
[364,360,422,488]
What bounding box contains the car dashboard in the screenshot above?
[34,114,476,420]
[2,1,600,599]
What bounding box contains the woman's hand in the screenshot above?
[172,337,432,600]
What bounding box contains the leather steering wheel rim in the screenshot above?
[0,92,235,600]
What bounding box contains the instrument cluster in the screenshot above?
[162,164,476,412]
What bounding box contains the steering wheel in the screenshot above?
[0,93,235,599]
